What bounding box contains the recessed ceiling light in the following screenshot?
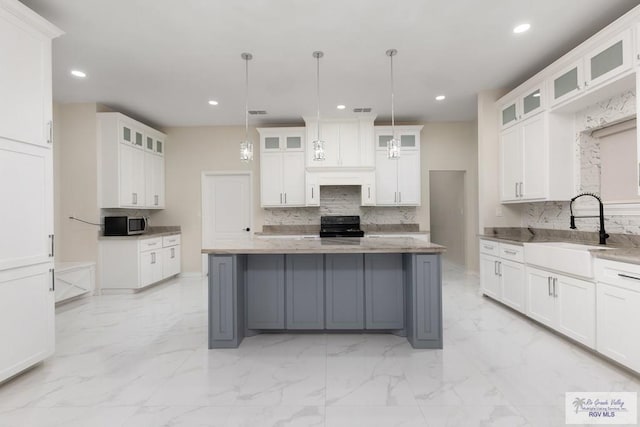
[337,105,346,110]
[435,95,446,101]
[513,23,531,34]
[208,100,219,106]
[70,70,86,78]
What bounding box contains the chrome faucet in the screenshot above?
[569,192,609,245]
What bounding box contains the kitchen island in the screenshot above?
[202,236,445,349]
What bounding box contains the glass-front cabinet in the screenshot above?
[585,29,631,89]
[551,60,583,106]
[551,29,631,107]
[500,84,544,128]
[500,101,518,129]
[521,88,543,119]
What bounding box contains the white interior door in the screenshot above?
[201,173,252,275]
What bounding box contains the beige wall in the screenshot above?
[54,103,100,263]
[151,126,262,274]
[477,90,522,235]
[419,122,480,271]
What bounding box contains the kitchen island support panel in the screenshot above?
[208,252,443,349]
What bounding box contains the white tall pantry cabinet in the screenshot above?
[0,0,62,383]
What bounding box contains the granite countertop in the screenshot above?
[479,229,640,265]
[590,248,640,265]
[98,226,181,240]
[202,236,445,255]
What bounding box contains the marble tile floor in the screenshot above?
[0,263,638,427]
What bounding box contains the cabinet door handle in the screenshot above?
[47,120,53,144]
[171,247,175,259]
[394,192,397,203]
[515,183,518,198]
[498,261,502,277]
[368,187,371,199]
[280,193,282,204]
[618,273,640,281]
[553,278,558,297]
[548,277,552,296]
[151,252,156,264]
[155,195,159,206]
[284,193,287,204]
[49,234,54,257]
[504,249,517,255]
[399,192,402,203]
[311,186,314,199]
[519,182,523,198]
[50,268,55,292]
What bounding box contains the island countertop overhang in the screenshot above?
[202,236,446,255]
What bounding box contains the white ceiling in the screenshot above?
[20,0,640,128]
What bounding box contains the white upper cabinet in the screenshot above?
[584,29,632,89]
[258,127,306,208]
[550,60,584,106]
[550,28,632,107]
[304,117,375,168]
[500,84,545,129]
[98,112,167,209]
[499,112,574,203]
[374,125,422,206]
[636,23,640,67]
[145,152,164,208]
[0,4,60,148]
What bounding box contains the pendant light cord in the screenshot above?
[316,54,320,140]
[245,56,249,141]
[390,51,395,135]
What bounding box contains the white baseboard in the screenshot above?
[179,271,204,278]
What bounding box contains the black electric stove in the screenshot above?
[319,215,364,238]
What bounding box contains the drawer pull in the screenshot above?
[483,245,494,250]
[618,273,640,281]
[503,249,518,255]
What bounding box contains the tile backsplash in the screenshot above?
[524,88,640,234]
[263,185,417,225]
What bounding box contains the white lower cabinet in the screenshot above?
[480,253,501,300]
[479,240,526,313]
[594,258,640,373]
[100,234,181,291]
[162,235,181,278]
[500,259,526,312]
[0,263,55,382]
[526,265,596,348]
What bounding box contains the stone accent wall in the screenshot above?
[523,89,639,233]
[263,185,417,225]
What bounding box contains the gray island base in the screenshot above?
[203,237,445,350]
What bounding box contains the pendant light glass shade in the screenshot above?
[312,51,325,161]
[240,53,253,162]
[386,49,400,159]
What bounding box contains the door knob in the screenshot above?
[243,227,250,232]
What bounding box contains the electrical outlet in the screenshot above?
[495,206,503,217]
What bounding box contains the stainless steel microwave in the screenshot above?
[103,216,147,236]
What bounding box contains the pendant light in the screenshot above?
[386,49,400,159]
[240,52,253,162]
[312,51,325,161]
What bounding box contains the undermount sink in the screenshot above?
[523,241,612,278]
